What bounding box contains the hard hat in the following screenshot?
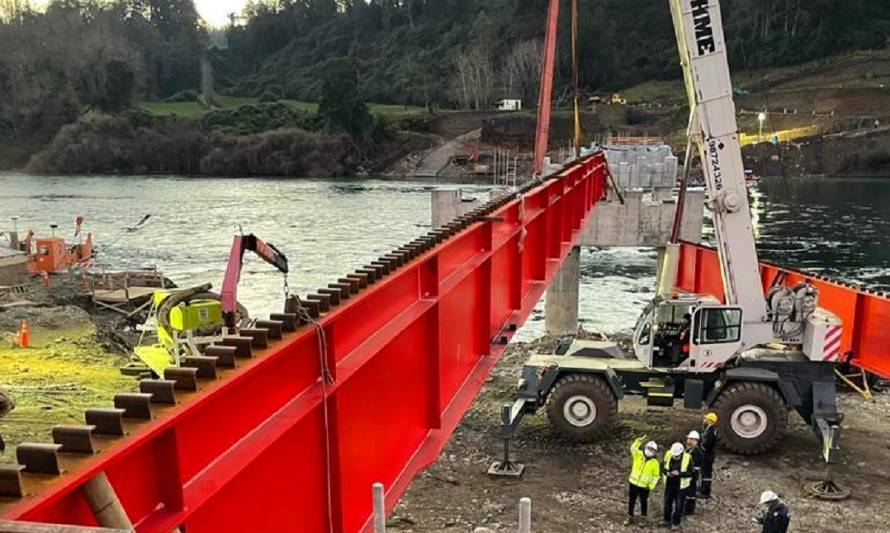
[704,412,718,424]
[670,442,685,456]
[645,441,658,451]
[759,490,779,504]
[686,430,701,440]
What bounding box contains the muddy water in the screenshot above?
[1,174,888,340]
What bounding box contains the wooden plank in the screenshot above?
[92,287,156,304]
[0,520,132,533]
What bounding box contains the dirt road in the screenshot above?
[391,337,889,532]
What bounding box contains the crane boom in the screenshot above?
[669,0,769,323]
[220,234,289,329]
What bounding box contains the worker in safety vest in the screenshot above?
[700,412,719,498]
[625,436,660,526]
[662,442,693,530]
[755,490,791,533]
[684,430,704,515]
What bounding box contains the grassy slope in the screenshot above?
[0,326,134,462]
[139,97,425,121]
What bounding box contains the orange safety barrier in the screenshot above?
[677,242,890,378]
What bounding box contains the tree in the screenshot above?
[98,59,137,111]
[504,39,542,104]
[317,57,374,144]
[454,40,494,110]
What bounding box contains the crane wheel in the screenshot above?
[546,373,617,443]
[713,382,788,455]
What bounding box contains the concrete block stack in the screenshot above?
[603,144,679,191]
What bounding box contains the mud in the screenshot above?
[392,337,890,533]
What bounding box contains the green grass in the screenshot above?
[621,80,686,105]
[139,97,424,121]
[139,100,206,118]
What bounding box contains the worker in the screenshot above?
[662,442,692,530]
[700,412,719,499]
[684,430,703,515]
[625,436,661,526]
[670,314,692,365]
[755,491,791,533]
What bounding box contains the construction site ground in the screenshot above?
[392,336,890,533]
[0,301,136,461]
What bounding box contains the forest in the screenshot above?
[1,0,889,172]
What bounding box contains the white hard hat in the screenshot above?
[687,430,701,440]
[645,441,658,451]
[671,442,685,456]
[759,490,779,504]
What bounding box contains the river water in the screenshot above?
[1,173,888,341]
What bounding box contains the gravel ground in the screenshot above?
[391,336,890,532]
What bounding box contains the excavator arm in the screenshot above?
[220,234,289,330]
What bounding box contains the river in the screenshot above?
[1,173,888,341]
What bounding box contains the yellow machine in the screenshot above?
[133,286,225,376]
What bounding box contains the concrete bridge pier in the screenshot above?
[545,246,581,336]
[431,190,479,228]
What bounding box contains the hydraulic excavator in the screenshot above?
[494,0,847,499]
[133,233,289,376]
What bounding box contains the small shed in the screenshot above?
[496,99,522,111]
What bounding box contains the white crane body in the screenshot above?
[495,0,844,470]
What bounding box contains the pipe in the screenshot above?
[372,482,386,533]
[519,497,531,533]
[83,472,133,530]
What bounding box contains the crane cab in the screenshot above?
[633,294,743,373]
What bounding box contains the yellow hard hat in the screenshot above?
[704,412,718,424]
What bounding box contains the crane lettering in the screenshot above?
[708,138,723,190]
[690,0,716,56]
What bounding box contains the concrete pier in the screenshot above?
[581,189,704,247]
[545,246,581,336]
[431,190,479,228]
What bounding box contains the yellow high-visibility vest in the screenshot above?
[628,438,660,490]
[663,450,693,490]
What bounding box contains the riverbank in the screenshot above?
[15,104,437,177]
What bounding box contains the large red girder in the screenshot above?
[0,155,608,532]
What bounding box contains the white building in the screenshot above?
[496,99,522,111]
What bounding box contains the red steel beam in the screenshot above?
[533,0,560,176]
[676,241,890,378]
[1,155,609,533]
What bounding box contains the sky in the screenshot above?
[29,0,250,28]
[194,0,248,28]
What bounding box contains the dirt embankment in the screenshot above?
[391,336,890,532]
[745,126,890,177]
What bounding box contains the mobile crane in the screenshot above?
[494,0,845,494]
